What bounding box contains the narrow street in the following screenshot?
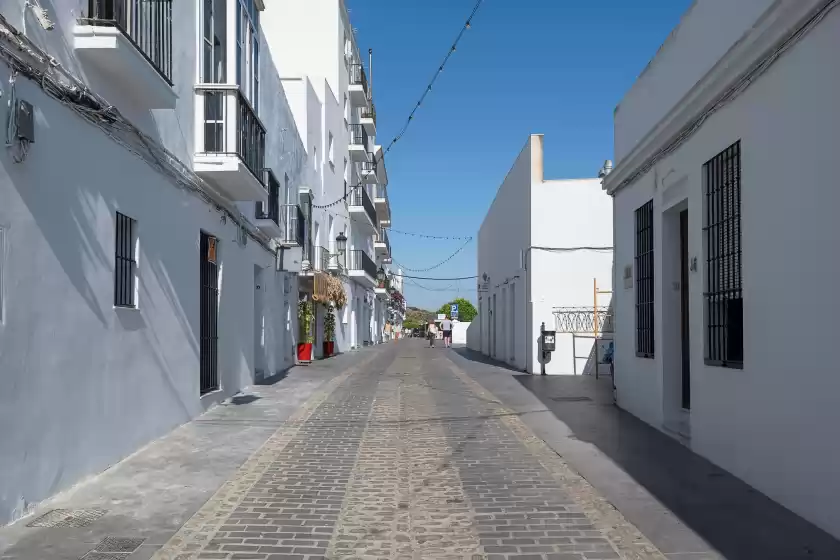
[1,341,838,560]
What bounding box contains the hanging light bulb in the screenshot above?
[466,21,471,29]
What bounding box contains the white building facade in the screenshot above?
[263,0,392,353]
[605,0,840,538]
[472,135,613,374]
[0,0,330,525]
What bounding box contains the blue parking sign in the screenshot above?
[450,303,459,318]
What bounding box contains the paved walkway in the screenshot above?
[0,341,664,560]
[3,341,837,560]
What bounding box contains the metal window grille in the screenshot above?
[200,232,220,394]
[114,212,137,308]
[703,141,743,368]
[635,200,654,357]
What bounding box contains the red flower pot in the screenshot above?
[297,343,313,362]
[323,341,335,357]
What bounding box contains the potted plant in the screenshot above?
[323,305,336,357]
[297,300,314,362]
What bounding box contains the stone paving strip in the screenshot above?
[443,358,668,560]
[149,351,385,560]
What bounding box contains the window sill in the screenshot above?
[704,359,743,370]
[114,305,140,312]
[635,352,655,359]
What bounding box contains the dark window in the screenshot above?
[114,212,137,308]
[635,200,654,357]
[703,141,743,368]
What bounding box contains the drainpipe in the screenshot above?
[368,48,373,102]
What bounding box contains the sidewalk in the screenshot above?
[447,346,840,560]
[0,347,381,560]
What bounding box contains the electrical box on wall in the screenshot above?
[16,100,34,143]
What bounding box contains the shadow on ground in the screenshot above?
[507,372,840,559]
[452,346,840,560]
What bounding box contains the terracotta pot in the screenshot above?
[297,342,313,362]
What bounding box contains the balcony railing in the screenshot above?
[361,159,377,174]
[255,169,280,225]
[280,203,304,246]
[347,249,377,279]
[361,104,376,124]
[378,228,390,254]
[349,63,369,96]
[348,123,368,149]
[84,0,173,83]
[199,85,266,184]
[348,186,377,227]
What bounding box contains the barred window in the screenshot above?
[703,141,743,368]
[114,212,138,308]
[635,200,654,357]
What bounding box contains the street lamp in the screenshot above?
[377,266,386,287]
[335,232,347,268]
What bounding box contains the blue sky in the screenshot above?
[347,0,693,311]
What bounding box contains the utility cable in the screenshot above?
[390,237,473,272]
[314,0,485,209]
[391,273,478,281]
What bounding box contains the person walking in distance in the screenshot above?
[441,315,453,348]
[427,319,437,348]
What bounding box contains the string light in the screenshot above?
[313,0,485,209]
[385,228,472,241]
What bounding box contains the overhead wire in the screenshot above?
[313,0,485,209]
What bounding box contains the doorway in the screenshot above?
[491,293,497,359]
[200,233,219,395]
[253,265,266,380]
[679,209,690,410]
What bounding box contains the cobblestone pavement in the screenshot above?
[151,342,665,560]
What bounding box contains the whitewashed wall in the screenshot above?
[530,178,613,375]
[476,136,533,371]
[609,2,840,538]
[0,0,306,525]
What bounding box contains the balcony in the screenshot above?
[348,63,369,106]
[348,123,369,163]
[374,145,389,186]
[347,249,377,288]
[254,169,282,238]
[360,103,376,135]
[373,184,391,227]
[348,185,377,232]
[360,158,378,184]
[316,246,331,272]
[75,0,175,108]
[278,204,304,247]
[194,85,267,202]
[374,227,390,257]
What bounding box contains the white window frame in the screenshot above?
[237,0,260,109]
[328,132,335,165]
